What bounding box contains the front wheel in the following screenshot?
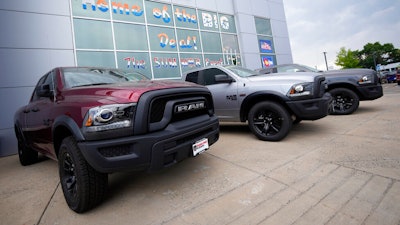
[329,88,359,115]
[248,101,292,141]
[58,136,108,213]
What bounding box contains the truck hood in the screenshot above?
[61,80,203,104]
[322,68,374,77]
[246,72,319,84]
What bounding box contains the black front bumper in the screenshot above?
[286,92,332,120]
[78,115,219,173]
[358,84,383,100]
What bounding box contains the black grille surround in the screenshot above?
[133,87,215,135]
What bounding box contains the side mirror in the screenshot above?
[37,84,52,97]
[215,74,234,83]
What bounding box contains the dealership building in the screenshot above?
[0,0,293,156]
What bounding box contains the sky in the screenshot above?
[283,0,400,70]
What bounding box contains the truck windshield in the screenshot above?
[63,68,149,88]
[225,66,261,77]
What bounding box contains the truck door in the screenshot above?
[199,68,240,121]
[23,71,55,155]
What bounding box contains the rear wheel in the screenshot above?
[248,101,292,141]
[58,136,108,213]
[329,88,359,115]
[15,127,38,166]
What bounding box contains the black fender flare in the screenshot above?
[240,91,289,122]
[52,115,85,142]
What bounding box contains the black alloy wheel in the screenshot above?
[329,88,359,115]
[61,152,78,202]
[58,136,108,213]
[248,101,292,141]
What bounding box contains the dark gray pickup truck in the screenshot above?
[258,64,383,115]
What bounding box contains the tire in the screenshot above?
[58,136,108,213]
[292,118,302,125]
[329,88,359,115]
[248,101,292,141]
[15,127,38,166]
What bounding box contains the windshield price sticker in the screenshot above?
[192,138,209,156]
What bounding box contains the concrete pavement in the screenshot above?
[1,84,399,225]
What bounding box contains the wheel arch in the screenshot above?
[52,115,85,158]
[240,91,291,122]
[14,121,23,139]
[327,83,361,97]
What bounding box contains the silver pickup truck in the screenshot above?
[182,65,332,141]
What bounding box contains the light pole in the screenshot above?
[323,51,328,71]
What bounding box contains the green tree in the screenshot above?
[355,42,399,69]
[335,47,360,68]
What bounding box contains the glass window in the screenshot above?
[76,51,116,68]
[219,14,236,33]
[114,23,148,50]
[71,2,240,78]
[111,0,145,23]
[204,54,223,66]
[152,53,181,79]
[32,72,53,101]
[72,0,111,19]
[176,29,201,53]
[179,53,203,73]
[260,55,276,68]
[173,6,198,29]
[221,34,240,65]
[201,32,222,53]
[74,19,113,49]
[117,52,151,77]
[186,71,199,84]
[255,17,272,35]
[202,68,226,85]
[148,26,177,52]
[145,1,174,26]
[258,37,275,53]
[199,10,220,32]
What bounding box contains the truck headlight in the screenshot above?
[287,83,313,97]
[358,75,372,84]
[83,103,136,132]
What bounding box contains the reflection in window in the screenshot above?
[201,32,222,53]
[74,19,113,49]
[180,53,203,73]
[71,0,240,79]
[255,17,272,35]
[148,26,177,52]
[76,51,116,68]
[221,34,240,65]
[176,29,201,52]
[152,53,181,79]
[114,23,148,50]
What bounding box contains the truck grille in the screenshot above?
[149,95,210,123]
[134,88,214,134]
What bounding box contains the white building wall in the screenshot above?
[233,0,292,69]
[0,1,75,156]
[0,0,292,156]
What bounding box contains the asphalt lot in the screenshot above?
[1,83,399,225]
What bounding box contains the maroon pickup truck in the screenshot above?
[14,67,219,213]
